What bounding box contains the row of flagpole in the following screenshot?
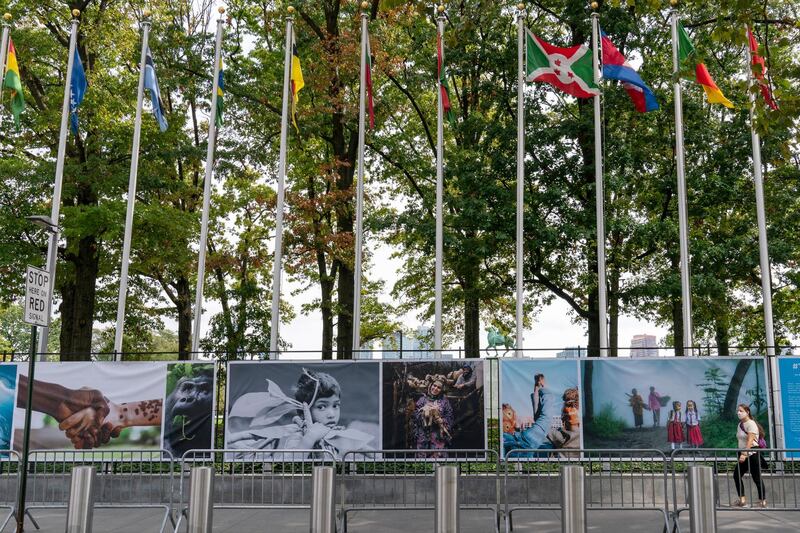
[0,5,780,369]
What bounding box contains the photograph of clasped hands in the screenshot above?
[13,364,165,451]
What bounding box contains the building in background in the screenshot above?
[630,334,658,357]
[380,327,438,359]
[556,347,585,359]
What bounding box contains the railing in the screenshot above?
[0,451,20,532]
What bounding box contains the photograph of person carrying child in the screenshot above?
[500,359,581,458]
[382,361,485,456]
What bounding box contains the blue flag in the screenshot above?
[601,32,658,113]
[69,47,87,135]
[144,47,168,132]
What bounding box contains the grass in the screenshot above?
[586,403,627,439]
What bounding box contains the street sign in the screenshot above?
[24,265,51,327]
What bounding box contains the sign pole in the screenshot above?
[15,325,37,533]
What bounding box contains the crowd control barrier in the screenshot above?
[0,451,20,532]
[503,449,670,533]
[670,448,800,533]
[339,449,501,533]
[23,449,175,533]
[174,449,336,532]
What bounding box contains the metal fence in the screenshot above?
[503,449,671,533]
[670,448,800,532]
[174,449,336,532]
[23,449,175,533]
[0,451,20,532]
[339,449,502,533]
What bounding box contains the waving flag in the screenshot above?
[677,22,733,108]
[366,37,374,129]
[290,35,304,132]
[747,28,777,110]
[69,47,87,135]
[3,38,25,128]
[525,29,599,99]
[144,47,168,131]
[215,59,224,127]
[600,32,658,113]
[437,31,455,124]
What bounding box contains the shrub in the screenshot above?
[588,403,626,439]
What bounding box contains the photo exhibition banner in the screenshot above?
[580,357,769,452]
[2,362,215,455]
[500,359,581,458]
[778,357,800,456]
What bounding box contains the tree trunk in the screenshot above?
[583,360,594,423]
[587,291,600,357]
[670,252,684,356]
[463,264,480,358]
[722,358,753,420]
[59,232,98,361]
[320,272,334,360]
[176,275,192,360]
[715,310,730,356]
[608,268,619,357]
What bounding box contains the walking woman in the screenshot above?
[733,404,767,508]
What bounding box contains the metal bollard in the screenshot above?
[435,465,460,533]
[310,466,336,533]
[186,466,215,533]
[688,466,717,533]
[560,465,586,533]
[65,466,95,533]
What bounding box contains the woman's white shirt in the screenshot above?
[737,418,759,454]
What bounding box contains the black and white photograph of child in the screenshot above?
[225,362,381,459]
[382,361,485,453]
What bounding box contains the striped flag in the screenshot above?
[437,31,455,124]
[3,38,24,129]
[215,59,224,127]
[366,37,374,129]
[677,22,733,108]
[290,34,304,132]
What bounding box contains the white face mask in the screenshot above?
[737,411,747,420]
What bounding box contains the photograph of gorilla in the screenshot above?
[163,363,215,458]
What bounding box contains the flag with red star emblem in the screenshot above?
[525,29,599,99]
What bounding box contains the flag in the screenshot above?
[437,31,455,124]
[215,59,224,127]
[747,28,777,110]
[365,37,374,129]
[144,47,168,131]
[677,22,733,108]
[525,29,599,99]
[290,34,304,132]
[3,38,24,129]
[600,32,658,112]
[69,47,87,135]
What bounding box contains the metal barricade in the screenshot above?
[339,449,501,533]
[503,449,670,533]
[24,449,175,533]
[0,451,21,532]
[670,448,800,533]
[175,449,337,532]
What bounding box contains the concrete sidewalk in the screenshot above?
[12,507,800,532]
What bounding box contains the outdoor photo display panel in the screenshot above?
[581,357,769,452]
[778,357,800,456]
[9,362,215,454]
[500,359,581,458]
[0,364,18,450]
[224,361,381,460]
[381,360,485,453]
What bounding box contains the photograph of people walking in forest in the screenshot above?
[382,361,485,455]
[581,358,768,451]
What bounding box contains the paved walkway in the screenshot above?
[10,507,800,532]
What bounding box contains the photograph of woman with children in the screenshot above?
[382,361,485,454]
[225,361,381,459]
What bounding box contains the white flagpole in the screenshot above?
[745,25,783,447]
[38,10,81,357]
[268,9,296,357]
[191,7,225,357]
[670,9,694,355]
[515,5,525,357]
[352,6,369,353]
[0,14,11,133]
[113,13,151,358]
[434,5,445,354]
[591,11,608,357]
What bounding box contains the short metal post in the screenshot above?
[688,466,716,533]
[65,466,95,533]
[560,465,586,533]
[310,465,335,533]
[435,465,459,533]
[186,466,214,533]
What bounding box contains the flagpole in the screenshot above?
[745,25,783,448]
[268,8,296,358]
[38,10,81,358]
[669,8,694,355]
[515,4,525,357]
[352,5,369,353]
[590,8,608,357]
[113,13,151,358]
[0,14,11,133]
[191,7,225,357]
[434,4,445,355]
